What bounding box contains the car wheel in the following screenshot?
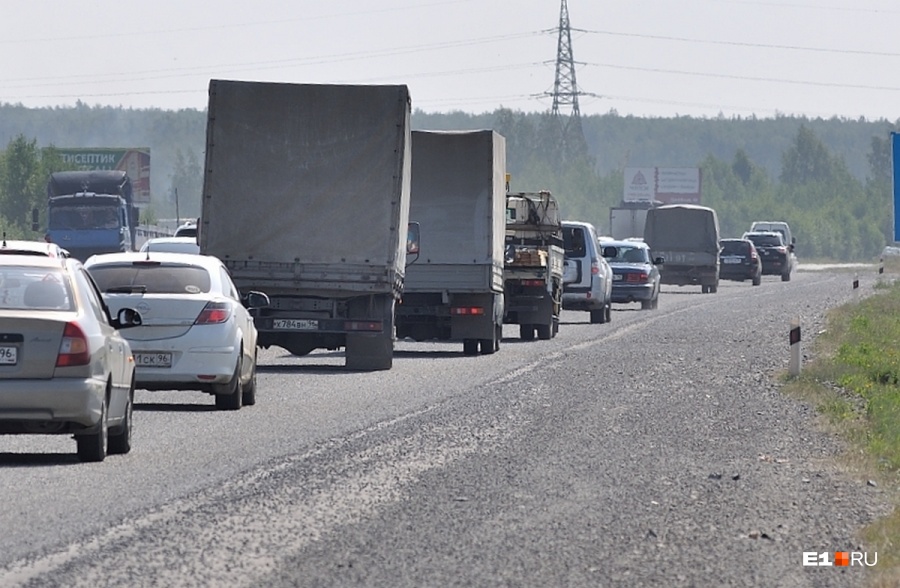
[605,302,612,323]
[463,339,479,356]
[519,324,535,341]
[589,308,604,324]
[77,393,108,463]
[781,271,791,282]
[641,299,652,310]
[242,349,258,406]
[108,379,134,455]
[651,293,659,310]
[215,355,243,411]
[752,273,761,286]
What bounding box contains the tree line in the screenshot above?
[0,102,895,260]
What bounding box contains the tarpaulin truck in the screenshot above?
[643,203,720,294]
[199,80,412,370]
[45,170,138,261]
[503,190,564,340]
[394,130,506,355]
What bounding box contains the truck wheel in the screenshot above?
[589,308,605,324]
[536,322,552,340]
[709,284,718,293]
[781,272,791,282]
[552,317,559,337]
[463,339,479,356]
[479,325,499,355]
[520,324,535,341]
[701,285,709,294]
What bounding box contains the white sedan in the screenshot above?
[84,252,269,410]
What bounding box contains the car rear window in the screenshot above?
[0,267,74,311]
[89,263,211,294]
[720,241,748,255]
[563,227,586,256]
[747,234,782,247]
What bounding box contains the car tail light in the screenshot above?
[520,279,544,287]
[750,250,758,260]
[195,301,232,324]
[591,259,600,275]
[626,272,649,283]
[451,307,485,316]
[56,322,90,367]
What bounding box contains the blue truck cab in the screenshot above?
[46,171,138,261]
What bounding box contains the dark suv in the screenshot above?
[742,231,793,281]
[719,238,761,286]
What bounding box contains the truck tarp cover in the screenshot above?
[408,130,506,265]
[201,80,411,266]
[644,204,719,253]
[48,170,132,202]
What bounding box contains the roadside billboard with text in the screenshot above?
[624,167,702,205]
[56,148,151,205]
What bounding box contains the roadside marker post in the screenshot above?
[789,318,801,377]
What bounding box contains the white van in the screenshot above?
[749,221,794,251]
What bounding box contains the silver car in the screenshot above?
[0,255,142,462]
[561,220,613,324]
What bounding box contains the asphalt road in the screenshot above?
[0,267,891,587]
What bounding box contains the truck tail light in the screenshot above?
[56,322,90,367]
[195,302,232,325]
[451,307,485,316]
[344,321,382,331]
[590,259,600,275]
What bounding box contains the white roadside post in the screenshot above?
[789,317,801,377]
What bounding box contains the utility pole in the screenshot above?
[550,0,589,160]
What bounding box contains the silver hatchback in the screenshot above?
[0,256,142,462]
[561,220,613,324]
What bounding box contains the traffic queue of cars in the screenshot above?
[719,220,796,284]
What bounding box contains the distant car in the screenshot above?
[743,231,793,281]
[719,238,762,286]
[0,238,70,258]
[0,255,142,462]
[139,236,200,255]
[601,240,663,310]
[84,252,269,410]
[561,220,612,323]
[173,221,198,238]
[749,221,794,253]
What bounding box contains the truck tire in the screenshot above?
[520,324,535,341]
[536,322,552,340]
[346,296,394,371]
[479,323,500,355]
[463,339,479,356]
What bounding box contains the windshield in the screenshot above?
[49,205,120,230]
[89,263,211,294]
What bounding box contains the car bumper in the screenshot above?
[611,283,655,303]
[129,341,239,389]
[719,266,758,280]
[0,377,107,429]
[760,259,788,274]
[562,290,605,311]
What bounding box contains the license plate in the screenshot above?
[723,258,742,264]
[612,274,623,281]
[135,352,172,368]
[0,345,17,365]
[272,318,319,331]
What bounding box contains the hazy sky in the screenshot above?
[3,0,899,120]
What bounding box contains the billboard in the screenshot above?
[56,148,151,205]
[624,167,702,205]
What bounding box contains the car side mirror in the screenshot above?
[654,256,665,265]
[244,291,270,309]
[113,307,143,329]
[602,245,618,258]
